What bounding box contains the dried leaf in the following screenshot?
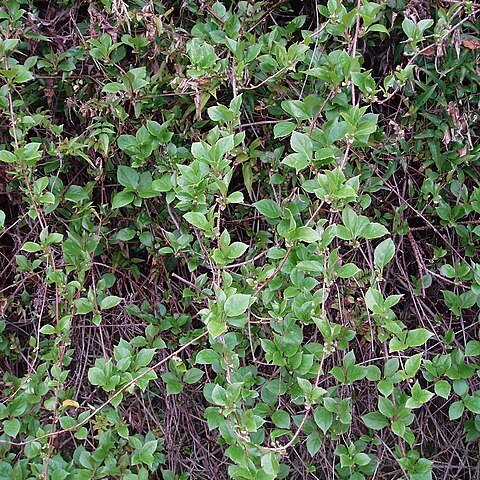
[462,39,480,50]
[62,399,79,409]
[421,45,435,57]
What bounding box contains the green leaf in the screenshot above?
[134,349,156,369]
[207,320,227,338]
[306,432,322,457]
[374,238,395,271]
[366,365,381,381]
[227,191,244,204]
[13,68,34,83]
[465,340,480,356]
[292,226,319,243]
[362,222,389,239]
[116,228,136,241]
[243,164,253,199]
[59,416,77,429]
[367,24,390,35]
[464,396,480,414]
[208,104,234,123]
[261,452,280,476]
[225,445,247,465]
[3,418,21,438]
[117,134,136,151]
[330,366,345,383]
[39,324,56,335]
[355,453,371,466]
[406,328,433,347]
[391,420,405,437]
[282,152,310,173]
[3,39,19,51]
[195,349,219,364]
[274,121,296,138]
[406,381,433,408]
[161,372,183,395]
[102,82,125,93]
[211,384,228,406]
[88,366,106,387]
[0,150,17,163]
[271,410,290,429]
[337,263,360,278]
[118,166,139,189]
[361,412,388,430]
[434,380,451,399]
[290,131,312,158]
[253,199,281,219]
[389,337,407,352]
[224,294,252,317]
[347,366,367,383]
[184,367,204,384]
[35,178,49,193]
[73,428,88,441]
[139,440,157,466]
[314,406,333,433]
[46,233,63,245]
[184,212,209,230]
[378,397,395,418]
[448,401,464,420]
[281,99,309,119]
[112,190,135,208]
[22,242,42,253]
[100,296,122,310]
[228,242,248,259]
[402,17,416,39]
[151,175,172,192]
[283,132,313,172]
[74,298,94,315]
[65,185,89,203]
[378,379,394,397]
[404,353,422,377]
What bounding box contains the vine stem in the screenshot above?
[339,0,362,171]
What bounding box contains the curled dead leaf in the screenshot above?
[457,146,468,158]
[421,45,435,57]
[462,39,480,50]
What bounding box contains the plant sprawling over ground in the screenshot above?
[1,0,480,478]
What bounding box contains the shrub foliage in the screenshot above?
[1,0,480,479]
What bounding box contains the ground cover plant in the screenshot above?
[1,0,480,478]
